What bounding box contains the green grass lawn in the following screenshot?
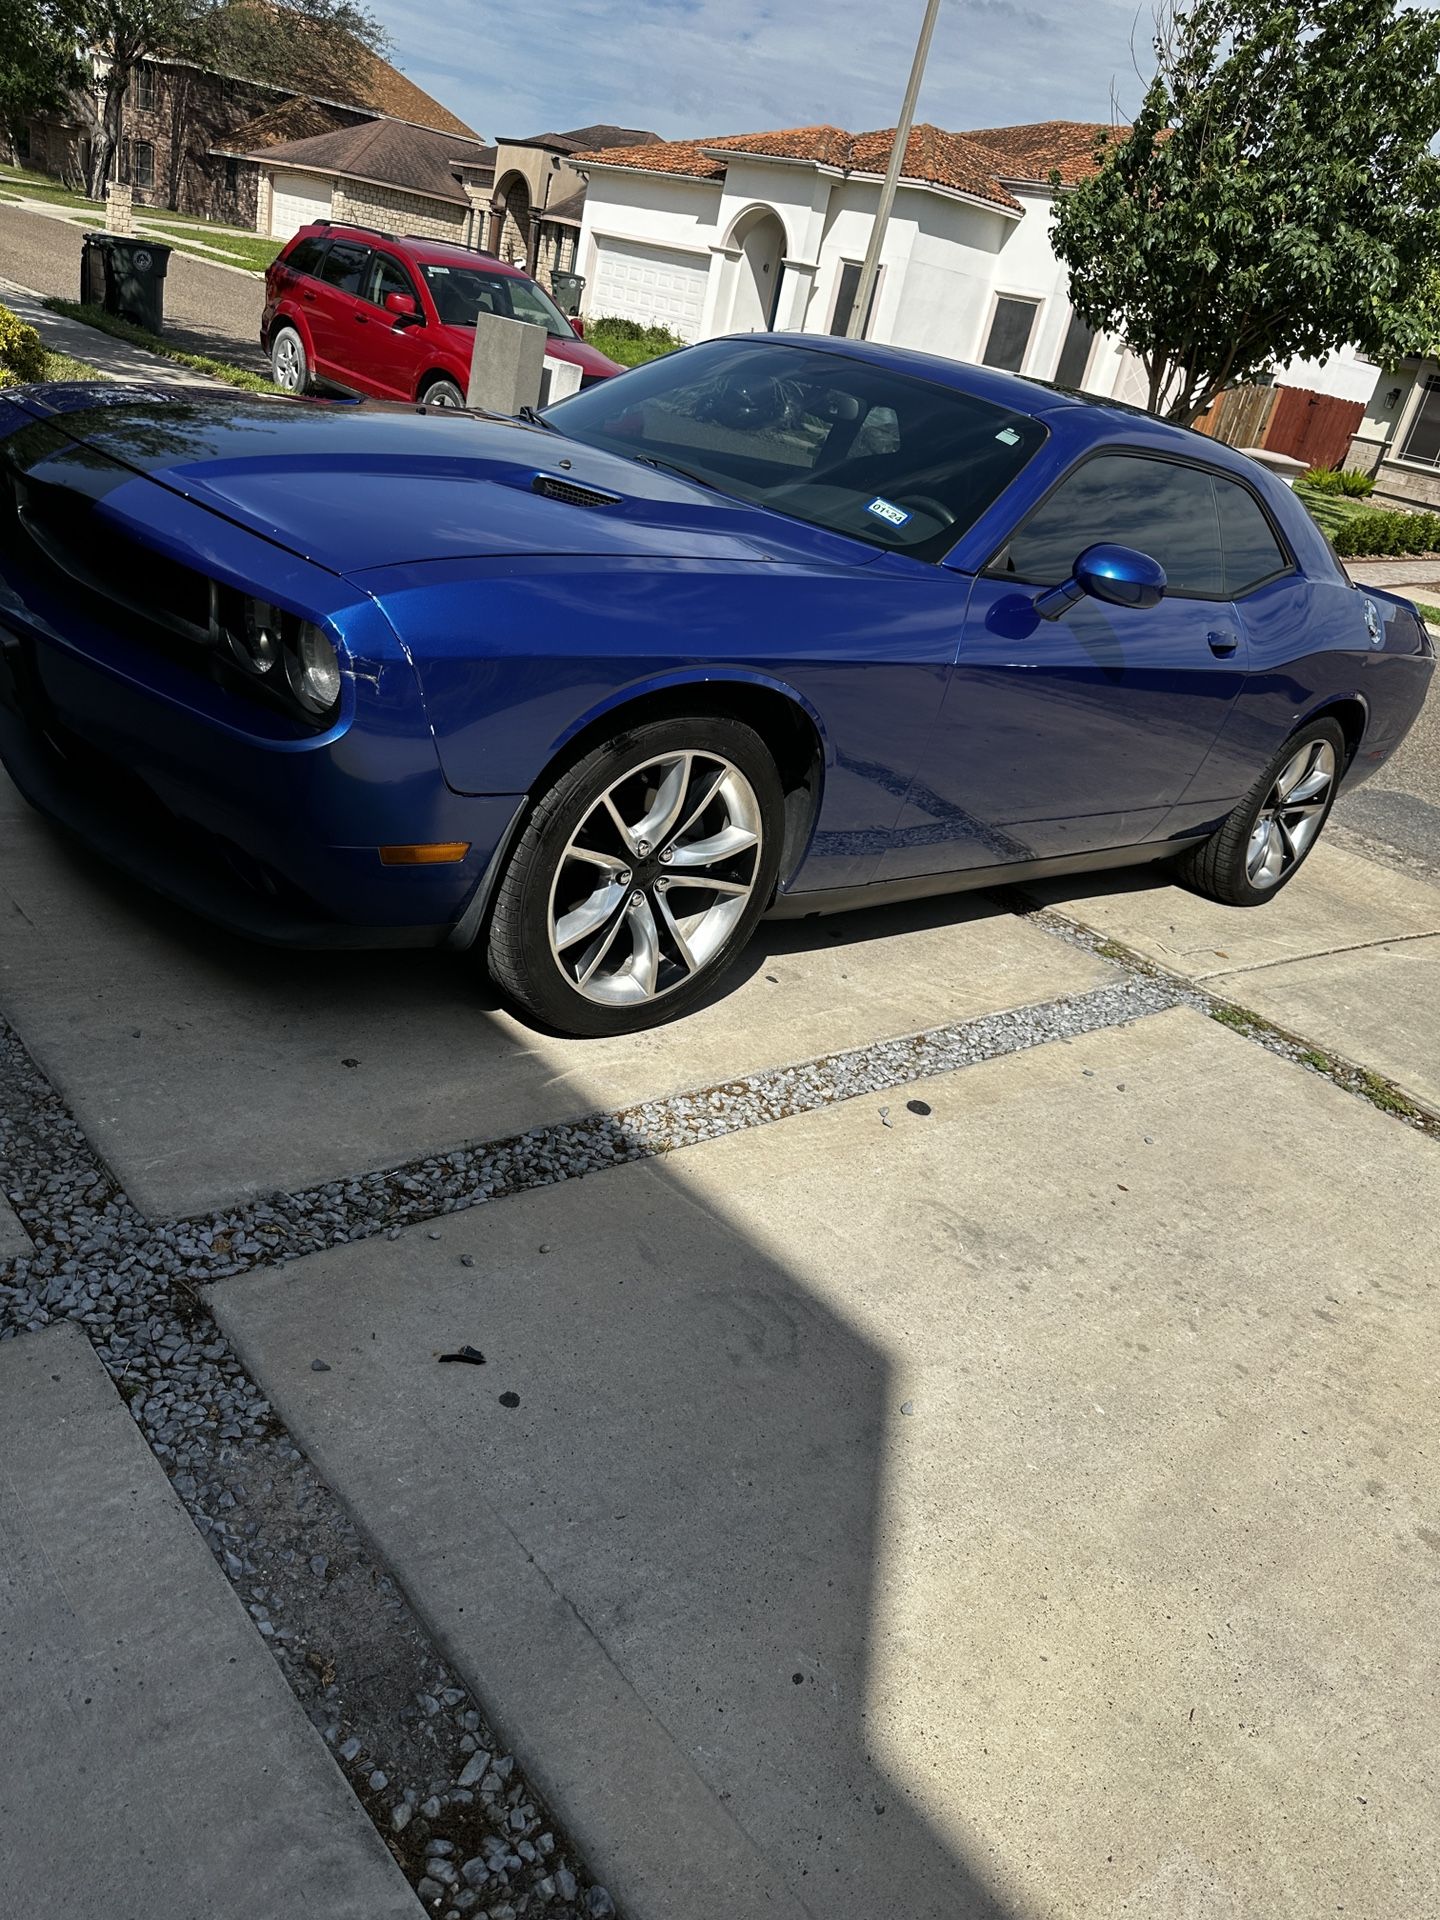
[44,298,283,393]
[41,347,103,381]
[1292,482,1369,539]
[1,166,279,273]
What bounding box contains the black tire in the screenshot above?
[269,325,309,395]
[1175,716,1346,906]
[487,715,785,1036]
[420,376,466,409]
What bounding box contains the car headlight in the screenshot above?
[285,621,342,717]
[227,598,282,675]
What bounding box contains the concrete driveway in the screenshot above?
[2,745,1438,1919]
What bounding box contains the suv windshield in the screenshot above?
[419,262,573,338]
[544,338,1048,562]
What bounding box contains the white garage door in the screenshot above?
[269,171,332,241]
[589,237,709,341]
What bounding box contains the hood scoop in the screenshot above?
[531,471,623,509]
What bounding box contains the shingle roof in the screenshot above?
[575,123,1023,210]
[212,96,353,157]
[499,123,662,154]
[251,118,491,204]
[963,121,1118,185]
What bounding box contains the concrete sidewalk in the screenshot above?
[0,1322,420,1920]
[1,272,223,388]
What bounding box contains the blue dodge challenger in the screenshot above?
[0,335,1431,1036]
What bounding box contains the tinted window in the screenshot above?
[284,235,326,278]
[318,242,370,295]
[1214,478,1288,594]
[367,252,419,309]
[982,296,1039,373]
[547,338,1048,564]
[830,261,879,339]
[995,453,1226,598]
[1400,375,1440,468]
[1054,309,1096,390]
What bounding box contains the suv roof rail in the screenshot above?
[401,233,503,260]
[312,219,398,243]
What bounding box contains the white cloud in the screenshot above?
[370,0,1159,144]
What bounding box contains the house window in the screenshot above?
[129,140,155,192]
[132,64,156,112]
[1399,376,1440,469]
[981,294,1040,373]
[225,157,239,192]
[829,261,881,338]
[1054,308,1096,390]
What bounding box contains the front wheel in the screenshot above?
[486,716,785,1036]
[269,326,309,394]
[1176,716,1345,906]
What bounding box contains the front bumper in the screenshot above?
[0,620,523,950]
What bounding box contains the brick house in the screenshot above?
[21,40,476,233]
[250,117,494,243]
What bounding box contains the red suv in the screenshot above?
[260,223,623,407]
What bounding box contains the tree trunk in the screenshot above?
[86,75,126,199]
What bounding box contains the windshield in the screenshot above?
[419,262,573,339]
[544,338,1048,561]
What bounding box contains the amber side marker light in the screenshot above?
[379,842,471,867]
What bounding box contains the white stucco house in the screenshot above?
[571,119,1372,407]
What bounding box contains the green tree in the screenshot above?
[68,0,388,199]
[1050,0,1440,423]
[0,1,84,143]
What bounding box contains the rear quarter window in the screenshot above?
[283,235,326,278]
[1214,476,1291,594]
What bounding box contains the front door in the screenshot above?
[880,450,1250,877]
[347,251,430,402]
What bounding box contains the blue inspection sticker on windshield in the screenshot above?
[865,496,912,527]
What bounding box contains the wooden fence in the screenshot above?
[1192,383,1365,471]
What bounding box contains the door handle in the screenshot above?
[302,290,316,302]
[1207,630,1239,657]
[355,311,368,323]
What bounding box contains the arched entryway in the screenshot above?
[727,205,787,331]
[489,171,532,266]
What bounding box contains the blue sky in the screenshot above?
[368,0,1160,145]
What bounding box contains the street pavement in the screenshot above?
[0,197,266,372]
[2,736,1438,1918]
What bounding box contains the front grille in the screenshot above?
[7,465,213,641]
[531,473,621,509]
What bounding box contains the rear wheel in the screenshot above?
[487,716,784,1036]
[269,326,309,395]
[420,376,466,409]
[1176,716,1345,906]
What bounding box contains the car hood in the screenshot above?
[12,385,861,574]
[544,334,625,379]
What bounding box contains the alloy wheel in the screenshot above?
[1245,738,1337,889]
[547,751,764,1005]
[271,333,303,392]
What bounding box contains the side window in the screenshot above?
[318,242,370,296]
[367,253,419,309]
[981,295,1040,373]
[993,452,1226,598]
[284,236,326,278]
[1214,478,1289,595]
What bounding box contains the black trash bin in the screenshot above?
[549,270,585,317]
[80,231,173,334]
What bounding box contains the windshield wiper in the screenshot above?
[627,452,718,491]
[517,405,560,433]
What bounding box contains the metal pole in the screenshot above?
[846,0,943,339]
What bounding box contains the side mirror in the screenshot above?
[569,314,586,338]
[1034,542,1167,621]
[385,291,419,321]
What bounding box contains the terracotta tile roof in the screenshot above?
[251,118,489,204]
[963,120,1119,185]
[575,123,1023,210]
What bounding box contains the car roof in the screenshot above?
[292,222,525,278]
[738,331,1264,476]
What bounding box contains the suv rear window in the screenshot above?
[283,235,326,278]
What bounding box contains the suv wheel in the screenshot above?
[269,326,309,395]
[421,376,466,409]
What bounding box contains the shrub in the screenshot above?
[1300,465,1376,497]
[1329,506,1440,558]
[0,303,48,387]
[583,315,686,368]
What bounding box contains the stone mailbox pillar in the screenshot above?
[466,312,547,414]
[105,182,135,236]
